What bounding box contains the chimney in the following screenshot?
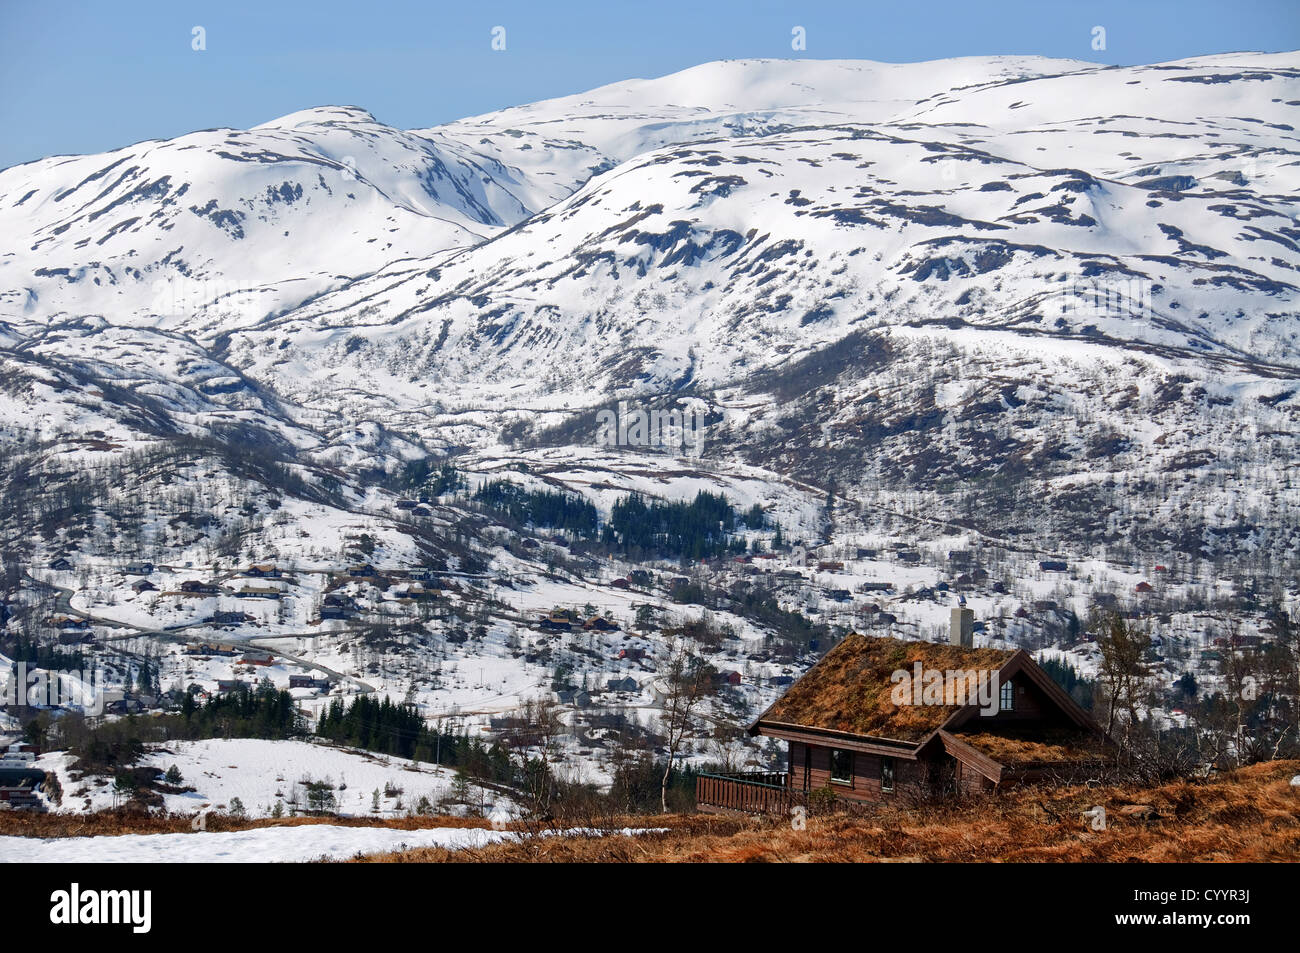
[950,606,974,648]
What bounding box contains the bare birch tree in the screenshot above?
[1094,610,1151,739]
[658,638,713,813]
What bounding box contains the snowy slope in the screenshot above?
[0,823,512,863]
[225,54,1299,407]
[38,738,475,818]
[428,56,1100,186]
[0,106,547,332]
[1,52,1298,692]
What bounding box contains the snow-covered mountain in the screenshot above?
[5,54,1300,805]
[2,53,1299,560]
[0,105,550,333]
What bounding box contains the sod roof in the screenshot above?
[754,633,1016,744]
[954,730,1110,766]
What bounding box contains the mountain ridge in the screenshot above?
[2,52,1298,564]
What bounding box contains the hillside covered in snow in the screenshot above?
[2,54,1297,560]
[1,54,1298,804]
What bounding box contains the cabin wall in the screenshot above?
[784,741,1003,802]
[954,757,996,795]
[787,740,927,803]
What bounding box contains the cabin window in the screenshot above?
[1000,678,1015,711]
[881,757,896,793]
[830,748,853,785]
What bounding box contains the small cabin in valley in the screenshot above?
[697,609,1111,812]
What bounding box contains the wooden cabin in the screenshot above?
[538,610,577,631]
[697,617,1111,813]
[235,585,282,600]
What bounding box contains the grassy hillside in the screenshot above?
[5,760,1294,862]
[352,760,1300,863]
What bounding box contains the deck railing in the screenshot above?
[694,771,797,814]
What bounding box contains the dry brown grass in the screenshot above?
[956,730,1107,765]
[758,633,1014,741]
[0,809,492,839]
[351,760,1300,863]
[6,762,1295,863]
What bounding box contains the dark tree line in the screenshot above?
[467,479,769,562]
[397,460,465,496]
[602,490,766,561]
[473,480,599,537]
[22,679,304,774]
[316,695,517,785]
[174,680,303,740]
[1039,656,1095,711]
[2,633,90,672]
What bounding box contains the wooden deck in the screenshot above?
[695,771,800,815]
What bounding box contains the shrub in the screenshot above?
[808,785,840,815]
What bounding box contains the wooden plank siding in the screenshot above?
[787,740,926,803]
[955,757,997,795]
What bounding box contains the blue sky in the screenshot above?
[1,0,1297,169]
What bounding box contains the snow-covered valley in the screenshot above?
[1,52,1297,824]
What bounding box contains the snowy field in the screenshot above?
[39,738,501,819]
[0,823,512,863]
